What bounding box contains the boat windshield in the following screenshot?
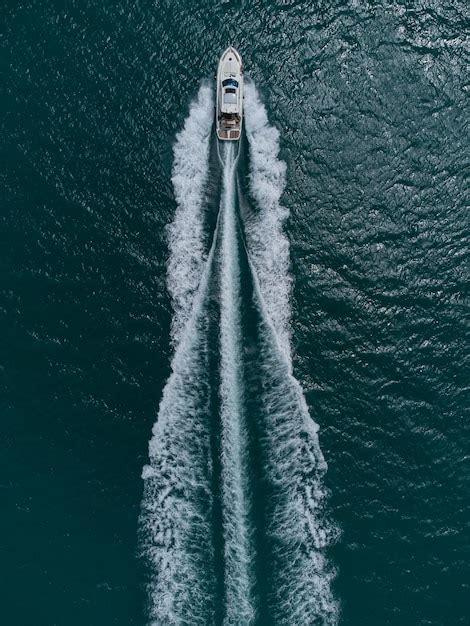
[222,78,238,88]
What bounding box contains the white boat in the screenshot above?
[216,47,243,141]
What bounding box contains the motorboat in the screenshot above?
[216,47,243,141]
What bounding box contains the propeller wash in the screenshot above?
[140,78,339,625]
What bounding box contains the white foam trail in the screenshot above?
[250,302,339,624]
[244,82,339,624]
[140,244,217,625]
[140,86,217,624]
[168,83,213,343]
[243,81,291,360]
[218,144,256,623]
[141,79,338,624]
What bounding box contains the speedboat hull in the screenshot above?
[216,47,243,141]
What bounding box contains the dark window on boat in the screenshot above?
[225,88,236,94]
[222,79,239,88]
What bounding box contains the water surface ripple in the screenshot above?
[2,1,468,625]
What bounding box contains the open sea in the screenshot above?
[2,1,469,625]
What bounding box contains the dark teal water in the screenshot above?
[2,1,469,625]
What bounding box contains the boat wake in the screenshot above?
[140,82,339,625]
[168,82,214,344]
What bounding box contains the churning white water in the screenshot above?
[168,83,213,344]
[140,86,218,625]
[244,81,339,624]
[218,143,256,623]
[243,81,292,360]
[141,80,338,626]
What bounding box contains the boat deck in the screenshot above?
[217,129,241,140]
